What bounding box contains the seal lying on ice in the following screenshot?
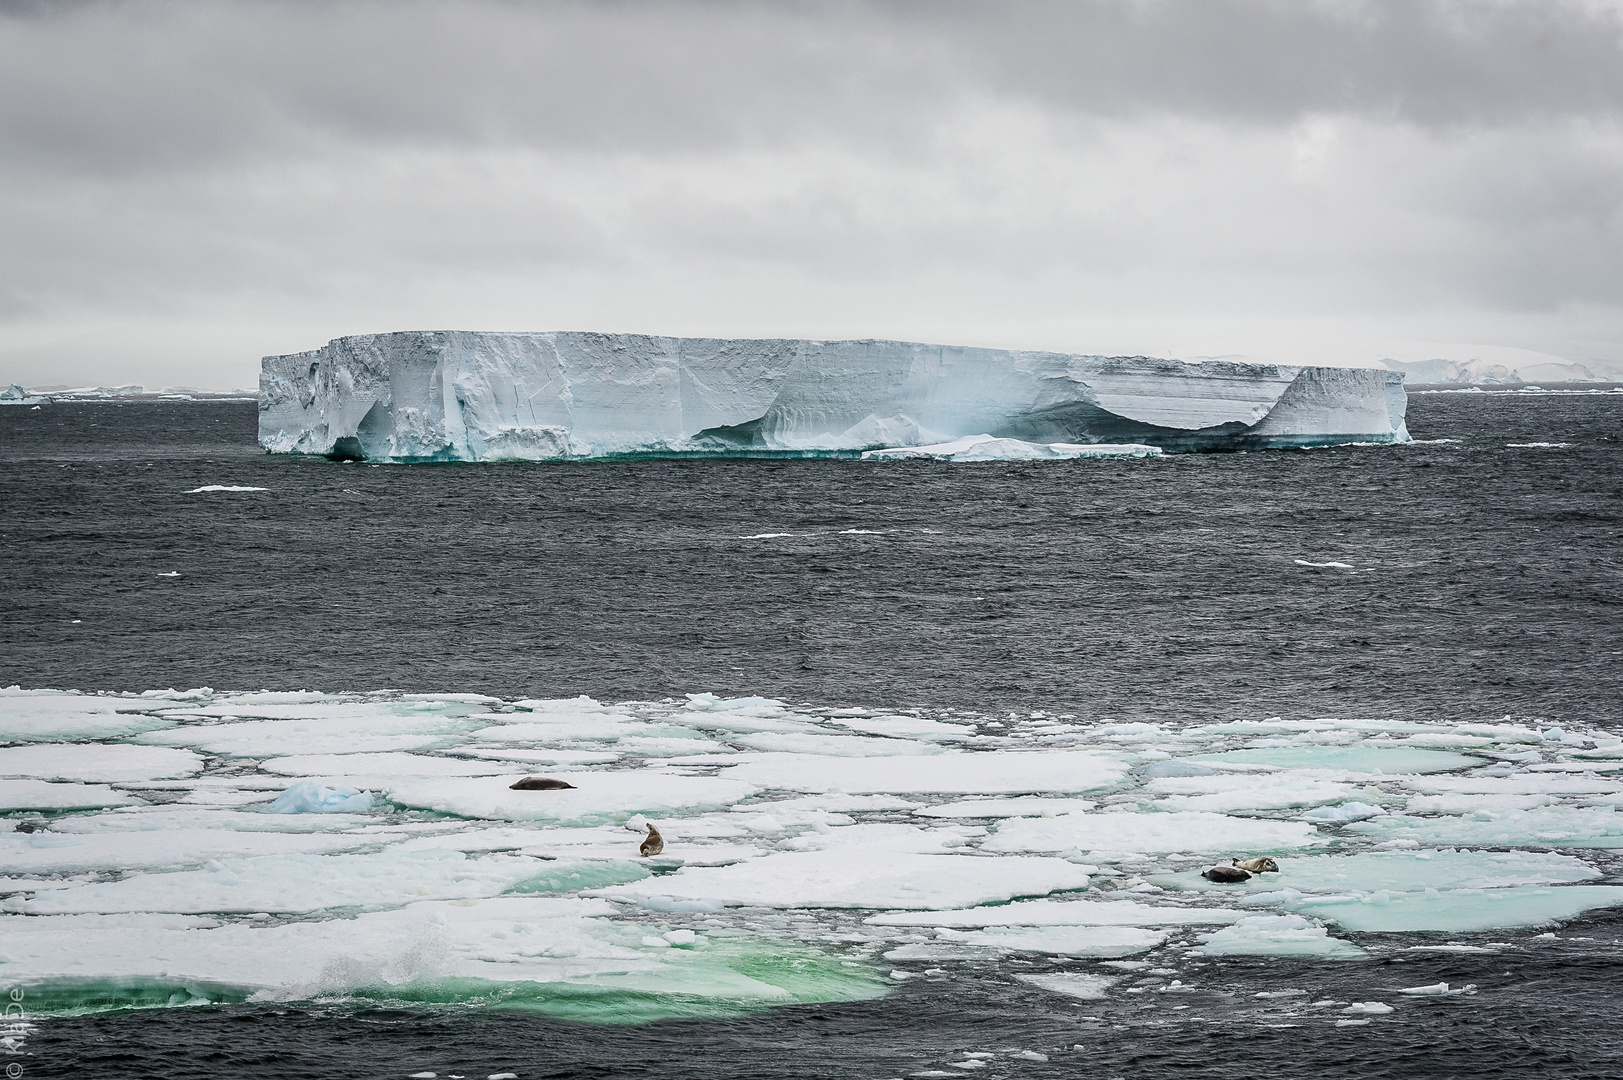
[1232,856,1279,873]
[509,776,576,790]
[1202,865,1251,883]
[639,823,664,857]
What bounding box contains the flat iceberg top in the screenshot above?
[6,685,1623,1022]
[258,330,1409,461]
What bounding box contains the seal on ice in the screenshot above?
[509,776,576,790]
[639,823,664,857]
[1202,865,1251,883]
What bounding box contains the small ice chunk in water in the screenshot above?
[1013,973,1119,1000]
[269,781,374,814]
[662,929,697,946]
[1344,1001,1393,1014]
[1396,982,1475,996]
[956,925,1168,957]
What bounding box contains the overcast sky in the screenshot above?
[3,0,1621,388]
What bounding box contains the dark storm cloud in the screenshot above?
[943,0,1623,125]
[2,1,1622,387]
[2,0,1620,175]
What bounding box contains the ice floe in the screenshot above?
[1145,774,1363,813]
[598,849,1093,910]
[914,925,1170,957]
[1194,915,1367,958]
[1148,849,1600,895]
[981,811,1324,855]
[867,898,1244,928]
[387,773,758,824]
[0,744,203,782]
[914,797,1095,819]
[0,779,142,811]
[0,898,886,1020]
[134,712,483,757]
[1345,806,1623,848]
[0,688,177,742]
[717,750,1128,794]
[0,827,372,875]
[1187,746,1486,774]
[1282,885,1623,933]
[4,849,592,914]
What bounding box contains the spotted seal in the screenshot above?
[1232,856,1279,873]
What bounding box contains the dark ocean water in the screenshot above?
[3,395,1621,721]
[4,393,1623,1079]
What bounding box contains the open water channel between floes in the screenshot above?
[3,394,1623,1078]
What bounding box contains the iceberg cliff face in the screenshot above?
[258,331,1409,460]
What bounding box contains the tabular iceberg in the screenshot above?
[258,331,1409,461]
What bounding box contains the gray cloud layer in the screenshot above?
[3,0,1621,385]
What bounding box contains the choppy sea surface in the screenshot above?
[2,394,1623,1080]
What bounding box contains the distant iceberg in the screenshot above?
[258,331,1410,461]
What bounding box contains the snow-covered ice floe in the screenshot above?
[257,332,1410,461]
[3,687,1621,1021]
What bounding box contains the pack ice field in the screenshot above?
[4,687,1621,1026]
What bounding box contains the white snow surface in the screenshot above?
[9,687,1623,1018]
[258,332,1410,460]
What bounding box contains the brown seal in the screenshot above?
[1232,856,1279,873]
[1202,865,1251,883]
[639,823,664,857]
[509,776,576,790]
